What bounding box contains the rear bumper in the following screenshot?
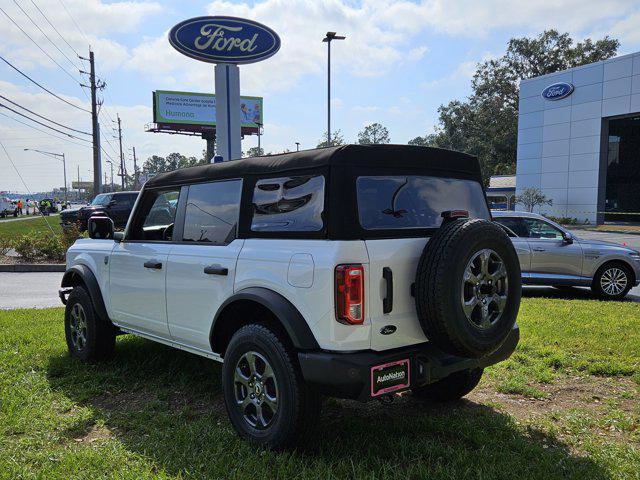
[298,325,519,402]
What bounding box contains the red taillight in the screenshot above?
[335,264,365,325]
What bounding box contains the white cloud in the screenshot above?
[379,0,637,37]
[0,0,162,73]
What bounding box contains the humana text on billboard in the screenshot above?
[153,90,263,128]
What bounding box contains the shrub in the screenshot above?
[13,232,67,262]
[0,235,12,256]
[545,215,578,225]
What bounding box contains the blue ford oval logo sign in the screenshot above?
[168,16,280,64]
[541,82,574,101]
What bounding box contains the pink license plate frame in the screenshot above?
[370,358,410,397]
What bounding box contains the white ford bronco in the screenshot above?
[60,145,521,449]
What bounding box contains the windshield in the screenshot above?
[90,194,112,206]
[356,175,490,230]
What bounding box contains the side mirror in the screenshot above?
[562,232,573,244]
[108,199,117,207]
[113,231,124,242]
[88,215,114,240]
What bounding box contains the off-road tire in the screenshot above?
[592,262,633,300]
[64,286,116,362]
[415,219,521,358]
[222,323,321,450]
[412,368,483,402]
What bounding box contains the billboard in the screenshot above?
[153,90,262,128]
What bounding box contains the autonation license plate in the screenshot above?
[370,359,410,397]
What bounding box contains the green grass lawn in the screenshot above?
[0,215,61,237]
[0,298,638,479]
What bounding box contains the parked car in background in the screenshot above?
[493,211,640,299]
[0,198,18,218]
[60,191,139,231]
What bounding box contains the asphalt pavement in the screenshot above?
[0,229,638,310]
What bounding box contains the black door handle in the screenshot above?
[204,265,228,276]
[143,260,162,269]
[383,267,393,314]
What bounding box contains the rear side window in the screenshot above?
[356,176,489,230]
[251,175,325,232]
[182,180,242,244]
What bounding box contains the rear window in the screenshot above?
[356,176,489,230]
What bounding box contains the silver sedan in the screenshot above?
[492,211,640,300]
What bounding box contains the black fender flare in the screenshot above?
[210,287,320,354]
[61,264,110,322]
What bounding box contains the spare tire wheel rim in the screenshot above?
[461,249,508,329]
[233,351,279,429]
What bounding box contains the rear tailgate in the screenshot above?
[365,238,429,350]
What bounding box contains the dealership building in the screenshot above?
[516,52,640,224]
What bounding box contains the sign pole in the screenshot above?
[214,64,242,161]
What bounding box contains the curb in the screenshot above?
[0,264,65,273]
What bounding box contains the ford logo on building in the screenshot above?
[168,16,280,64]
[541,82,574,101]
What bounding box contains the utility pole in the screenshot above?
[132,146,139,189]
[104,170,108,190]
[80,50,104,199]
[116,114,125,189]
[295,142,300,151]
[77,165,80,201]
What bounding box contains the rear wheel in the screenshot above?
[412,368,483,402]
[64,286,116,362]
[592,263,633,300]
[222,324,320,450]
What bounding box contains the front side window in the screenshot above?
[356,176,489,230]
[251,175,325,232]
[91,193,112,206]
[182,180,242,244]
[128,189,180,241]
[494,217,529,237]
[522,218,564,240]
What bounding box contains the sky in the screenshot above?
[1,0,640,193]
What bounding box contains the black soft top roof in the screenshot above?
[145,144,481,189]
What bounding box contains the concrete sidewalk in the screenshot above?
[0,272,63,309]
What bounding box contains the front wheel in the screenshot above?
[64,286,116,362]
[592,263,633,300]
[412,368,483,402]
[222,324,320,450]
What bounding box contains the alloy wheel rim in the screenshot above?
[69,303,87,351]
[600,267,627,296]
[461,249,509,329]
[233,351,278,429]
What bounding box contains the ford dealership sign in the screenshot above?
[168,16,280,64]
[541,82,574,101]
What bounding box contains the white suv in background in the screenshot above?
[60,145,521,449]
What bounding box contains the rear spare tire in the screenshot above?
[415,219,521,358]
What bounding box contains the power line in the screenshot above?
[29,0,81,57]
[58,0,90,46]
[0,6,80,86]
[0,56,90,113]
[0,103,92,142]
[0,95,91,136]
[12,0,81,72]
[0,111,91,149]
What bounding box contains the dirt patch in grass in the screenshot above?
[471,376,638,420]
[73,424,113,444]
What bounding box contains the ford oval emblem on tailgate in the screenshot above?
[380,325,397,335]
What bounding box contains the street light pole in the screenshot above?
[23,148,67,202]
[322,32,345,147]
